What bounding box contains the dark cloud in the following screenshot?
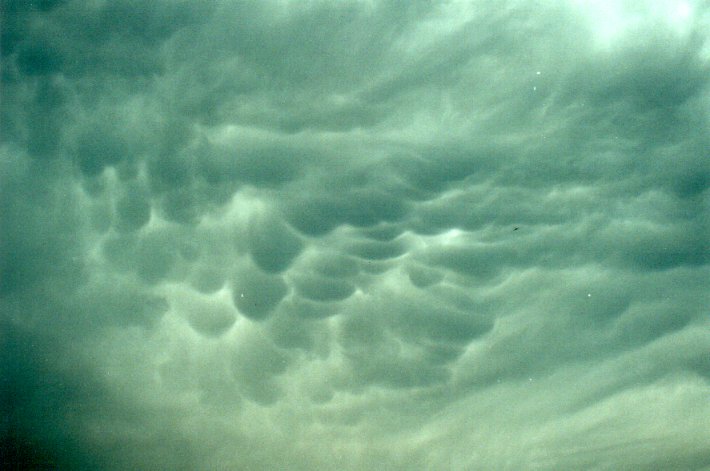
[2,0,708,469]
[231,264,289,320]
[248,209,303,273]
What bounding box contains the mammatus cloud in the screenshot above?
[1,0,709,469]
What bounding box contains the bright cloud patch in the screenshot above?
[1,0,709,469]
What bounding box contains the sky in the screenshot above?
[1,0,709,469]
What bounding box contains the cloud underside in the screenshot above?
[1,0,709,469]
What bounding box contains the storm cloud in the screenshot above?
[1,0,709,469]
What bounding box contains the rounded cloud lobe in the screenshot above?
[1,1,709,470]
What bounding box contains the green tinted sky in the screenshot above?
[1,0,709,469]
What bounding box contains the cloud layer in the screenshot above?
[2,0,709,469]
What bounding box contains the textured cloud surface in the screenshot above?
[1,0,709,469]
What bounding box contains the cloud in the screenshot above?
[1,0,708,469]
[248,208,303,273]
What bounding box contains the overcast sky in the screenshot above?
[1,0,709,469]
